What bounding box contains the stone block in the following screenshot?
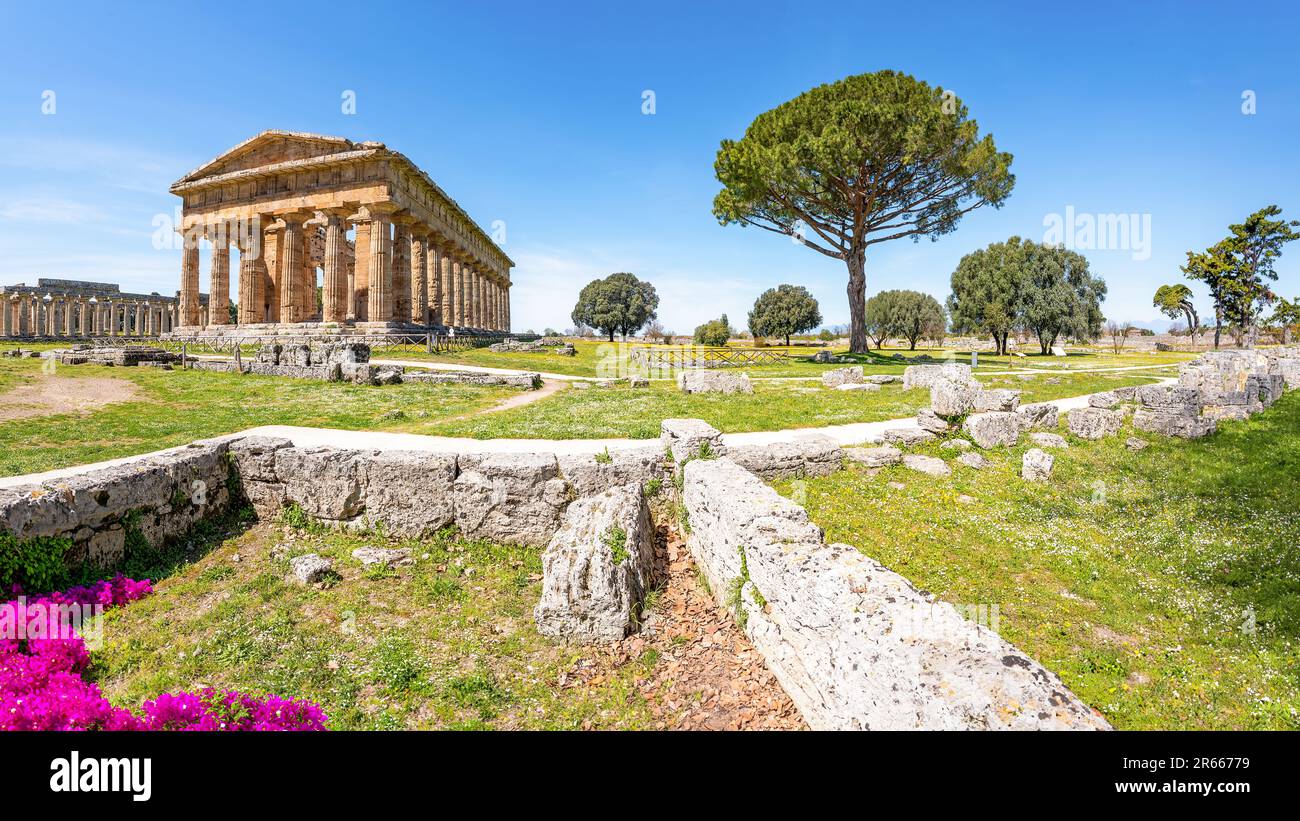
[726,435,843,480]
[1016,403,1059,430]
[676,370,753,394]
[821,366,864,387]
[1021,448,1054,481]
[453,453,569,547]
[558,446,664,498]
[880,427,937,447]
[844,445,903,468]
[962,412,1024,448]
[660,418,726,464]
[902,454,950,477]
[534,483,661,643]
[1066,407,1124,440]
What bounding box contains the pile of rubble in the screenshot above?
[820,366,900,391]
[677,370,752,394]
[40,346,180,368]
[488,337,576,356]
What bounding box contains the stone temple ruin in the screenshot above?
[168,131,513,339]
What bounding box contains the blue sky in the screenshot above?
[1,0,1297,334]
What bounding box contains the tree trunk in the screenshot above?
[846,252,867,353]
[608,329,615,342]
[909,338,917,350]
[1214,308,1222,349]
[785,334,790,347]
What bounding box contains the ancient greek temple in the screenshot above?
[168,130,513,337]
[1,279,181,339]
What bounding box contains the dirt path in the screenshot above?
[0,375,142,422]
[568,523,805,730]
[482,378,568,414]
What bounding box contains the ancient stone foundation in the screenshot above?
[680,456,1108,731]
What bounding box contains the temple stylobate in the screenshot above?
[167,130,513,337]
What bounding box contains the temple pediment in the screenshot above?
[171,130,376,188]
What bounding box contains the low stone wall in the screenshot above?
[0,441,236,572]
[680,456,1108,731]
[228,437,666,547]
[404,370,542,389]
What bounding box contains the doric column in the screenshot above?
[276,214,308,324]
[391,220,411,323]
[180,226,201,326]
[431,237,447,323]
[345,239,357,321]
[300,227,317,320]
[439,246,453,327]
[208,226,230,325]
[452,257,466,326]
[311,211,347,324]
[236,220,268,325]
[351,206,395,323]
[410,231,428,325]
[351,220,370,321]
[505,282,510,332]
[471,267,482,328]
[1,296,11,337]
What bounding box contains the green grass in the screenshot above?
[0,350,1167,475]
[771,392,1300,730]
[430,371,1166,440]
[0,357,514,477]
[89,522,658,730]
[362,338,1195,380]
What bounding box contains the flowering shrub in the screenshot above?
[1,575,327,731]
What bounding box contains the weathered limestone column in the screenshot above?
[409,231,428,325]
[361,207,395,323]
[277,214,307,324]
[1,296,11,337]
[351,219,370,321]
[135,302,145,335]
[236,223,268,325]
[180,228,201,326]
[391,220,411,323]
[439,246,453,327]
[452,257,466,326]
[505,282,511,332]
[208,227,230,325]
[319,211,349,323]
[463,264,475,328]
[299,230,317,320]
[345,238,357,321]
[424,239,440,326]
[471,267,482,329]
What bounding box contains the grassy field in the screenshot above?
[90,517,659,730]
[0,351,1169,477]
[0,357,513,477]
[381,339,1195,379]
[428,370,1167,440]
[771,393,1300,730]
